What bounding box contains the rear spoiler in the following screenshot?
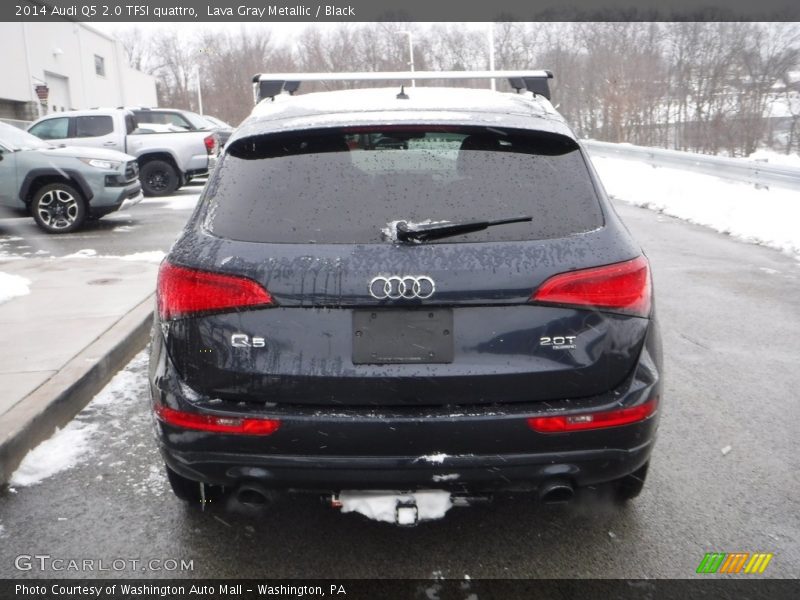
[251,70,554,103]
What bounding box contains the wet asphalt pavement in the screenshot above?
[0,194,798,580]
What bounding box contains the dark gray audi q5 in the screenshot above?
[149,74,662,517]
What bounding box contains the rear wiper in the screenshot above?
[395,215,533,243]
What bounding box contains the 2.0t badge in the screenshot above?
[540,335,577,350]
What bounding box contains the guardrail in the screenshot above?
[583,140,800,191]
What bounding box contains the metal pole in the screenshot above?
[488,23,496,91]
[400,31,415,88]
[195,65,203,115]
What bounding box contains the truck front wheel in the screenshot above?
[140,160,178,197]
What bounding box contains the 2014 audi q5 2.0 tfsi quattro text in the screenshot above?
[148,70,662,523]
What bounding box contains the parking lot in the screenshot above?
[1,193,797,579]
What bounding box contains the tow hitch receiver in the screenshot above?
[328,494,421,525]
[395,501,419,526]
[329,490,457,524]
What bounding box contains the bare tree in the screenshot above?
[112,22,800,155]
[779,71,800,154]
[196,27,292,124]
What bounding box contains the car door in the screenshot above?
[29,114,121,151]
[67,115,120,152]
[65,115,120,151]
[27,116,70,145]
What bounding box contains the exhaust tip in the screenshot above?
[539,480,574,504]
[236,483,273,507]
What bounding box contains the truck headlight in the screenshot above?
[79,158,121,170]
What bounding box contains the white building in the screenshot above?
[0,22,157,124]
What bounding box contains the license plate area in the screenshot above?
[352,309,454,364]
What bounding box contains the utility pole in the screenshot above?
[195,65,203,115]
[488,23,496,91]
[399,30,415,88]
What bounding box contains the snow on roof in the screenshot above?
[252,86,555,119]
[233,86,569,142]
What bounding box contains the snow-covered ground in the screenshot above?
[9,423,99,486]
[139,189,203,211]
[9,351,158,491]
[746,148,800,169]
[0,272,31,304]
[60,248,166,263]
[591,155,800,259]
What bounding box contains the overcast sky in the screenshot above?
[93,21,492,44]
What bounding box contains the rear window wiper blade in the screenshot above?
[395,215,533,243]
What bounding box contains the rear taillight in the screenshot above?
[157,261,274,320]
[531,256,651,317]
[155,405,280,436]
[527,398,658,433]
[204,134,217,155]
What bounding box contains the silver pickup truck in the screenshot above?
[27,109,218,196]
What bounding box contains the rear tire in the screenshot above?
[30,183,87,233]
[613,461,649,503]
[140,160,178,196]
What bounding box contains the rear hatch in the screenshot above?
[160,125,650,407]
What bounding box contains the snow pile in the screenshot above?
[141,193,201,211]
[0,272,31,304]
[9,351,148,487]
[10,422,98,486]
[0,236,27,260]
[91,352,148,408]
[417,453,449,464]
[381,219,450,243]
[338,490,453,524]
[746,149,800,169]
[59,249,165,263]
[432,473,460,482]
[591,156,800,258]
[115,251,165,263]
[62,248,98,258]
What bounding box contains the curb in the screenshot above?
[0,295,154,485]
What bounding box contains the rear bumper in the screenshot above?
[149,319,662,493]
[160,441,655,493]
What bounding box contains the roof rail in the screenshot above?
[251,70,554,103]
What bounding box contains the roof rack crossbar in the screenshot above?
[251,70,553,102]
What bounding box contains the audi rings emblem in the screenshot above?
[369,275,435,300]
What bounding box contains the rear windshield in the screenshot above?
[205,126,603,244]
